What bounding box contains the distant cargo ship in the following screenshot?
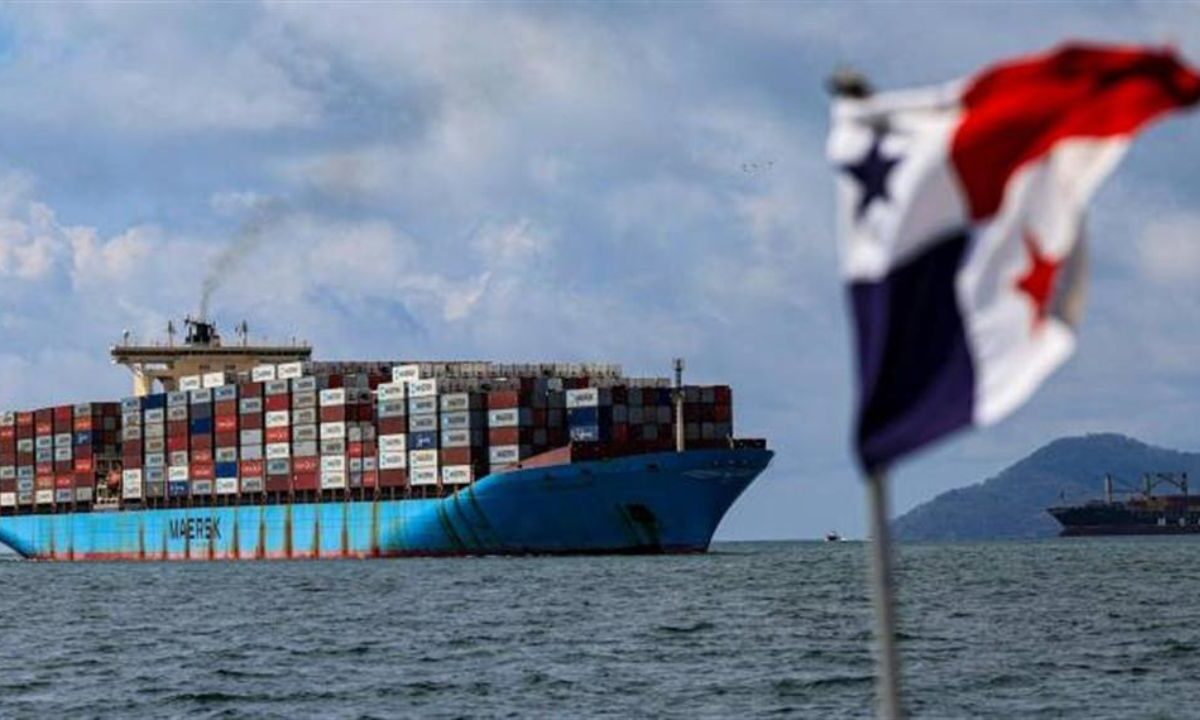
[0,318,771,560]
[1048,472,1199,536]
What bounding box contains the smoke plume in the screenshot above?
[199,197,289,320]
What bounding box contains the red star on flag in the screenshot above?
[1014,228,1062,329]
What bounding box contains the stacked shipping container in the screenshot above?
[0,360,736,513]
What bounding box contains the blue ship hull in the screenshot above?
[0,448,771,560]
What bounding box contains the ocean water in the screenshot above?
[0,538,1197,719]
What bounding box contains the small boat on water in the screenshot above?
[824,531,842,542]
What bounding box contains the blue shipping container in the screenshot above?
[190,404,212,420]
[567,407,612,427]
[410,431,439,450]
[215,462,238,479]
[167,481,190,498]
[189,417,213,434]
[141,393,167,410]
[569,425,611,442]
[73,431,94,447]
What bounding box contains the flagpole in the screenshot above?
[866,468,903,719]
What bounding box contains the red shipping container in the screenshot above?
[714,405,731,422]
[348,442,364,458]
[75,445,93,459]
[54,406,72,421]
[239,381,263,397]
[214,400,237,417]
[378,417,406,435]
[240,459,264,476]
[192,448,213,463]
[319,406,346,423]
[167,420,188,437]
[292,472,319,491]
[55,474,73,489]
[441,447,486,465]
[36,462,52,475]
[488,391,522,409]
[265,395,290,411]
[292,456,319,473]
[263,427,288,444]
[378,469,407,488]
[215,416,238,433]
[361,470,378,488]
[35,475,53,490]
[191,435,213,450]
[265,475,291,492]
[53,461,72,473]
[489,427,534,446]
[16,412,33,427]
[167,435,188,452]
[36,422,52,435]
[73,417,93,432]
[74,473,93,488]
[0,427,13,440]
[0,478,13,493]
[215,431,238,447]
[122,455,142,469]
[240,413,263,430]
[73,457,93,473]
[190,462,215,480]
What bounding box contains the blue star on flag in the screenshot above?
[840,131,902,219]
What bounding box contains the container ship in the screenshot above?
[0,318,771,560]
[1048,472,1200,536]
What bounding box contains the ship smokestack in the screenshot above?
[1105,474,1113,504]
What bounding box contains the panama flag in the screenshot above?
[830,44,1200,473]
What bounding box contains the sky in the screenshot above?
[0,2,1197,540]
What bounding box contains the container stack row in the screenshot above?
[0,403,120,509]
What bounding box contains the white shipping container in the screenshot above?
[408,379,437,398]
[264,380,289,396]
[179,375,203,392]
[143,408,165,423]
[293,407,318,425]
[348,457,363,473]
[169,465,189,482]
[566,388,602,409]
[75,486,94,503]
[292,441,318,457]
[265,411,290,428]
[363,457,378,471]
[0,466,13,479]
[202,371,226,389]
[489,445,521,464]
[36,489,56,504]
[191,480,213,496]
[408,414,438,432]
[411,467,439,486]
[167,406,188,421]
[215,477,239,495]
[144,453,165,468]
[189,388,212,405]
[121,426,142,441]
[240,445,263,460]
[408,397,438,415]
[291,376,317,393]
[53,447,72,462]
[440,429,476,448]
[320,439,346,455]
[240,429,263,445]
[320,471,347,490]
[241,477,264,493]
[292,424,318,443]
[251,364,277,382]
[143,438,166,454]
[442,465,473,486]
[144,424,165,439]
[16,438,33,452]
[376,382,406,401]
[320,421,346,439]
[265,442,291,459]
[291,391,316,409]
[169,450,190,466]
[0,492,14,507]
[215,447,238,463]
[277,362,304,380]
[376,401,406,418]
[378,433,407,453]
[408,449,439,468]
[487,408,530,428]
[319,388,347,406]
[347,425,363,442]
[378,452,406,470]
[167,391,189,407]
[320,455,346,473]
[392,364,421,384]
[53,432,72,447]
[0,411,13,426]
[239,397,263,414]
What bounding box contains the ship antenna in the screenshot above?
[672,357,685,453]
[167,320,175,348]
